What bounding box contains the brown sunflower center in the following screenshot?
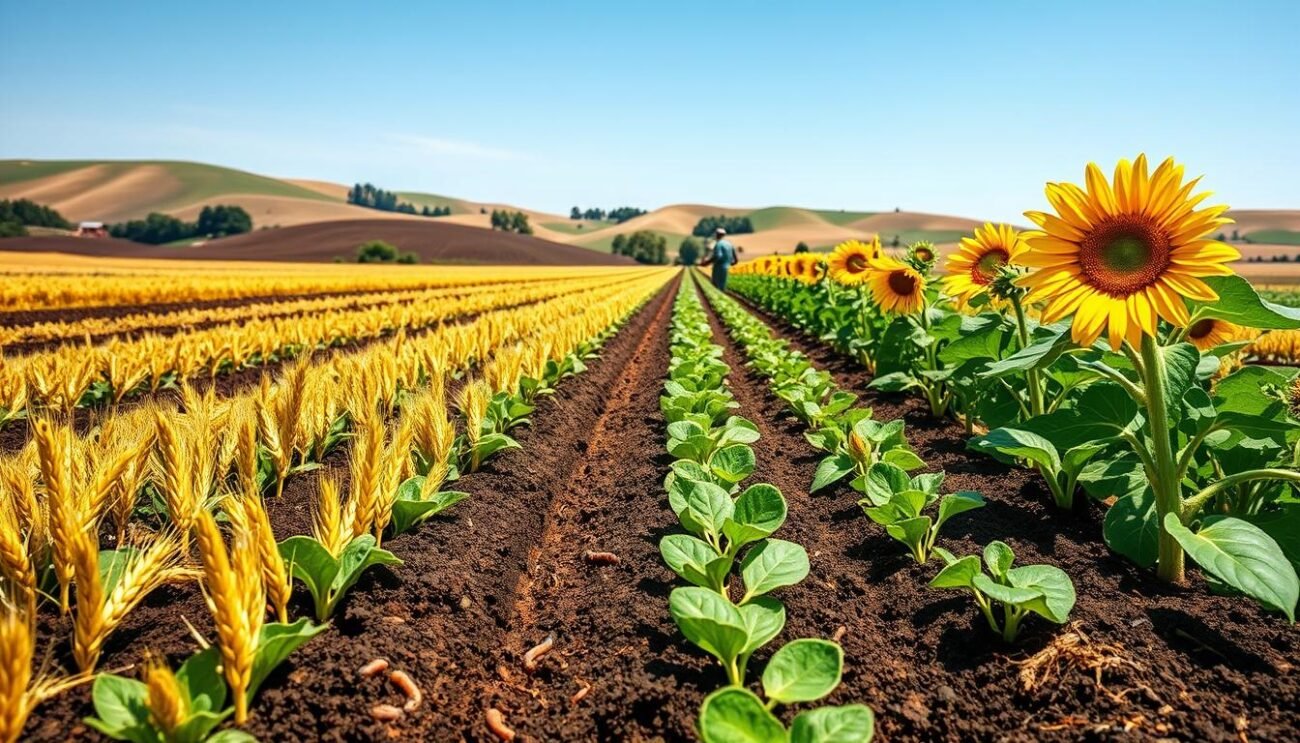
[1078,215,1172,296]
[914,247,934,262]
[1187,318,1217,340]
[888,270,918,296]
[971,248,1010,285]
[846,254,869,272]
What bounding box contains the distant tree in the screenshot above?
[196,205,252,237]
[894,207,900,213]
[1216,232,1226,242]
[1231,229,1240,241]
[348,182,428,215]
[692,215,754,238]
[0,221,26,238]
[396,251,420,264]
[621,230,668,265]
[678,237,702,265]
[611,234,627,256]
[356,240,400,263]
[509,211,533,235]
[794,242,810,253]
[0,198,72,230]
[108,213,193,244]
[570,206,582,220]
[891,235,900,248]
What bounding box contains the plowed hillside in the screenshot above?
[0,220,633,265]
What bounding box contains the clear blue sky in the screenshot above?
[2,1,1296,222]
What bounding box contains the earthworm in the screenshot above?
[583,550,621,565]
[486,708,516,741]
[390,670,423,711]
[523,633,555,673]
[371,704,404,722]
[359,658,389,678]
[570,681,592,705]
[832,625,847,642]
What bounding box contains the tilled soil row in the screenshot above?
[711,282,1299,742]
[26,275,678,742]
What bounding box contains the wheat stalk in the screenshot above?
[72,530,181,672]
[143,653,188,738]
[348,411,385,540]
[33,419,80,613]
[312,477,348,557]
[233,492,291,624]
[193,510,263,725]
[0,606,34,743]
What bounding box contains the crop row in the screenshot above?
[658,278,874,741]
[0,271,656,422]
[0,268,650,348]
[0,263,637,312]
[725,223,1300,624]
[696,273,1077,645]
[0,269,675,742]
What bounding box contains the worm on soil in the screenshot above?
[831,625,847,642]
[570,680,592,705]
[359,658,389,678]
[583,550,621,565]
[486,708,516,741]
[371,704,404,722]
[390,669,423,711]
[522,633,555,673]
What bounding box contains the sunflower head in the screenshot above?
[865,255,927,315]
[906,241,938,271]
[1289,377,1300,419]
[1020,155,1240,350]
[944,223,1029,308]
[827,238,882,286]
[1185,318,1253,352]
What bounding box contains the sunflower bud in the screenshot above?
[847,430,871,463]
[906,241,937,273]
[1289,377,1300,420]
[988,264,1028,304]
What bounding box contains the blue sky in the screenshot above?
[2,1,1297,222]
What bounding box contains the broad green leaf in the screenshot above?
[929,554,981,589]
[660,534,724,588]
[1159,344,1201,420]
[811,453,854,493]
[712,445,757,485]
[935,492,986,529]
[762,639,844,704]
[738,596,786,655]
[982,541,1015,579]
[685,479,736,537]
[83,675,151,742]
[863,462,910,506]
[725,484,788,546]
[969,428,1061,474]
[176,645,227,713]
[249,619,329,698]
[741,539,810,599]
[669,587,750,663]
[880,448,926,471]
[1238,507,1300,572]
[1193,275,1300,329]
[884,517,931,556]
[980,325,1071,378]
[789,705,876,743]
[697,687,787,743]
[972,574,1042,606]
[278,535,338,605]
[1006,564,1076,623]
[1163,514,1299,621]
[1103,487,1159,568]
[334,534,402,595]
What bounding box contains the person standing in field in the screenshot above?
[700,227,738,291]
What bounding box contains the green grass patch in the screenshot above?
[541,220,616,235]
[811,209,877,226]
[1246,230,1300,246]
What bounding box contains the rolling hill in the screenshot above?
[2,159,1296,267]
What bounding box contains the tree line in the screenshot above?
[692,215,754,237]
[109,205,253,245]
[611,230,669,265]
[348,183,453,217]
[0,198,72,237]
[490,209,533,234]
[569,206,647,223]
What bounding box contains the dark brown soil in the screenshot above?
[0,220,632,266]
[713,282,1298,742]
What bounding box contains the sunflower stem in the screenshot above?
[1138,335,1185,584]
[1010,294,1046,418]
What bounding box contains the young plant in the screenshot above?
[930,541,1076,642]
[810,417,925,494]
[84,651,254,743]
[859,463,985,563]
[695,639,875,743]
[666,415,761,470]
[277,534,402,623]
[389,475,469,537]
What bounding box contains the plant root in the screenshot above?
[1015,623,1139,692]
[522,633,555,674]
[486,708,516,741]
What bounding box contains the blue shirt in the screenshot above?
[712,239,736,268]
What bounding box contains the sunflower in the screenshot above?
[944,223,1029,307]
[1020,155,1240,350]
[826,238,882,286]
[865,255,927,314]
[1185,318,1250,351]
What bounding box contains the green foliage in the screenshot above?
[694,215,755,238]
[570,205,645,223]
[931,541,1076,642]
[679,236,703,265]
[347,182,423,214]
[794,242,810,253]
[490,209,533,234]
[278,534,402,621]
[354,239,418,264]
[859,462,985,562]
[108,205,252,244]
[613,230,669,264]
[0,197,72,231]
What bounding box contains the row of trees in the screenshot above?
[0,198,72,237]
[569,206,646,223]
[691,215,754,237]
[353,239,419,264]
[348,183,453,218]
[490,209,533,234]
[611,231,669,264]
[109,204,253,245]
